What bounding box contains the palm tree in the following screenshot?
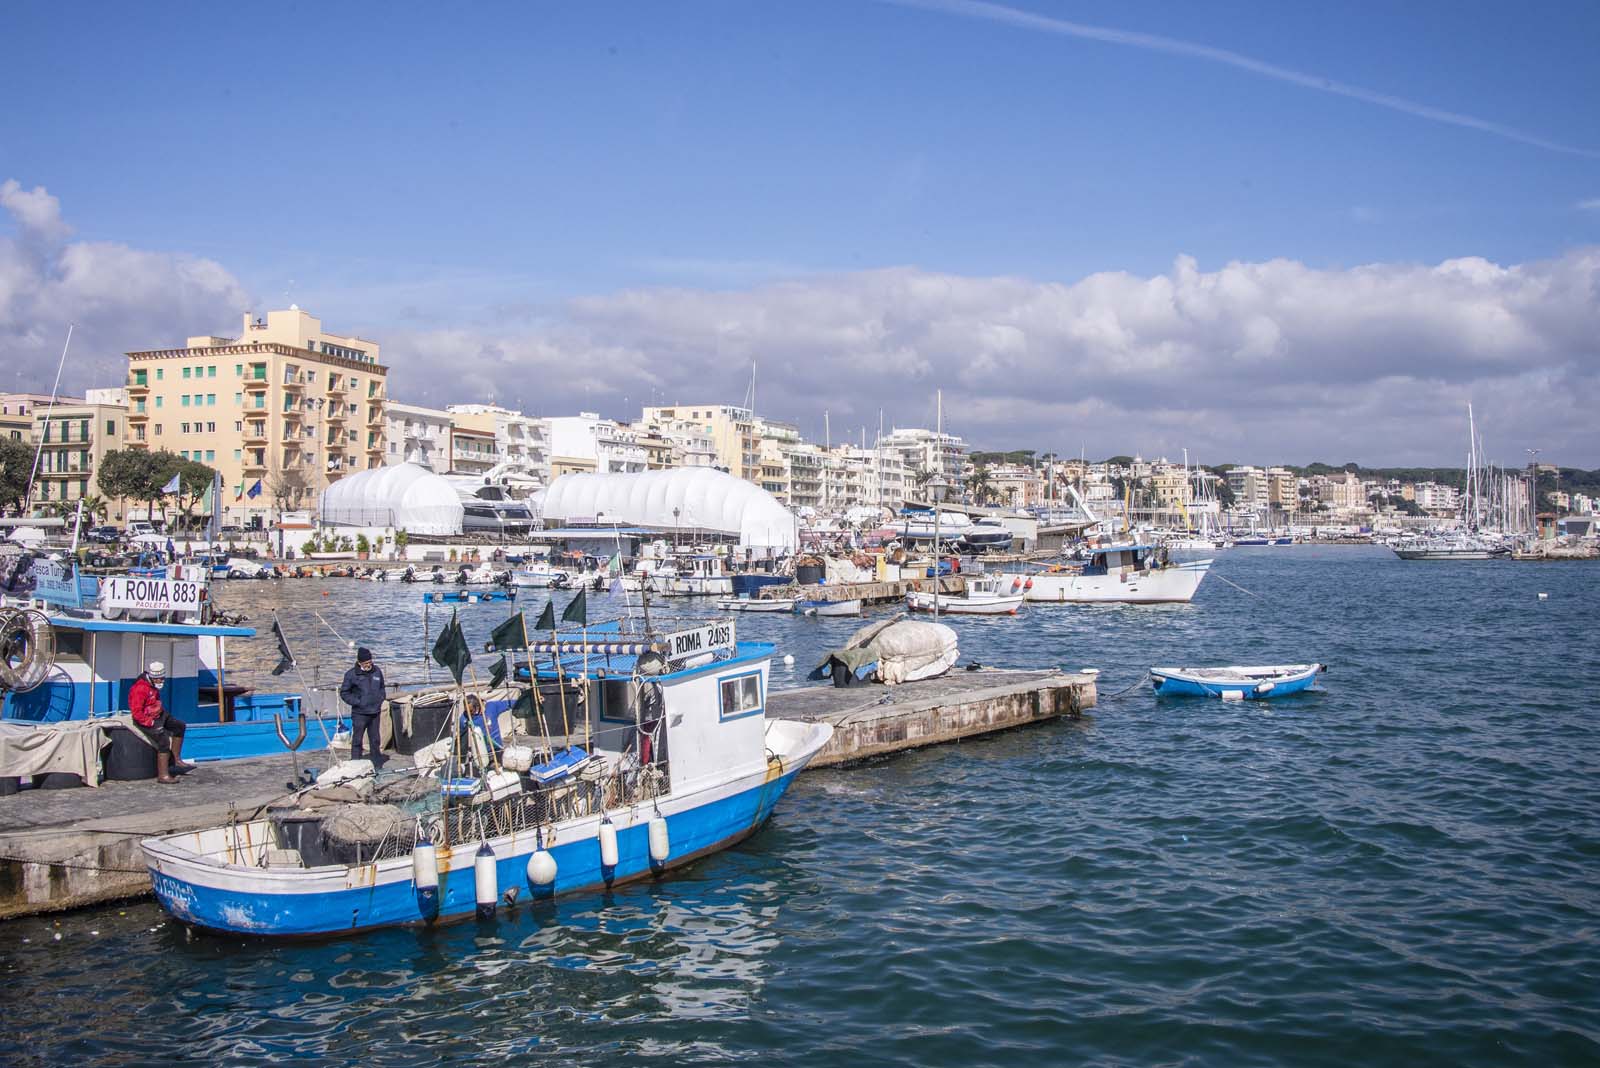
[966,466,996,507]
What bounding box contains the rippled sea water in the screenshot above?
[4,547,1598,1066]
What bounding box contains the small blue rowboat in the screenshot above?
[1150,663,1325,699]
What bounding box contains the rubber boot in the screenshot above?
[156,752,178,784]
[171,735,196,772]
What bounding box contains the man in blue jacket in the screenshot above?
[339,647,387,765]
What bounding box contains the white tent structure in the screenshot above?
[317,463,464,535]
[542,468,798,551]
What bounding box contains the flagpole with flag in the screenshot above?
[534,599,572,749]
[562,589,591,752]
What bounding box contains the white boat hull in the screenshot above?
[1002,559,1212,604]
[716,597,799,613]
[905,591,1022,615]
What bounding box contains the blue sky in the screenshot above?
[3,1,1598,464]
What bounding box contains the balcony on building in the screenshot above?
[127,371,150,393]
[325,375,347,396]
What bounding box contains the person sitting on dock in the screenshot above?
[339,647,387,767]
[129,661,193,783]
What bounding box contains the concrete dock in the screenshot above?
[0,669,1095,918]
[791,574,966,607]
[767,668,1097,769]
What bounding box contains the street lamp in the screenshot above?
[673,506,681,548]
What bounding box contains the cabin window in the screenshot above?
[53,629,86,661]
[719,671,763,720]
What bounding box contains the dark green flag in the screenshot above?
[431,609,472,685]
[534,600,556,632]
[561,588,587,626]
[489,611,527,652]
[510,686,538,722]
[489,654,509,689]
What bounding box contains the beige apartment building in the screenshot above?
[126,307,386,527]
[640,404,759,479]
[29,389,129,519]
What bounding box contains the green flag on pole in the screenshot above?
[561,589,587,626]
[489,611,527,652]
[534,600,556,632]
[431,609,472,685]
[510,686,538,722]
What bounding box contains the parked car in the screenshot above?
[85,526,121,544]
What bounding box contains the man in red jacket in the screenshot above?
[129,661,192,783]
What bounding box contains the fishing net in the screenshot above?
[322,803,409,847]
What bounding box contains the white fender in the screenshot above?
[598,820,620,869]
[474,844,497,918]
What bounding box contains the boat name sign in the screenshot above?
[103,575,205,613]
[661,620,735,664]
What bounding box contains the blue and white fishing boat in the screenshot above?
[1,565,325,763]
[139,620,832,938]
[1149,663,1325,699]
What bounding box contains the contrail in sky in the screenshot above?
[885,0,1600,159]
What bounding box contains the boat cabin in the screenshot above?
[495,619,771,793]
[1081,544,1168,576]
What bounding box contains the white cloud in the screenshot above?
[4,179,1595,465]
[1578,198,1600,212]
[0,179,251,394]
[385,250,1600,466]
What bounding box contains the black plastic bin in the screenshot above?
[32,773,85,789]
[795,564,825,586]
[268,809,336,867]
[392,696,454,756]
[102,724,158,781]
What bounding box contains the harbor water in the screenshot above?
[3,546,1597,1065]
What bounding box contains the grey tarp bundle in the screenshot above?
[812,617,960,686]
[0,719,117,787]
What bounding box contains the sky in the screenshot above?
[2,0,1598,467]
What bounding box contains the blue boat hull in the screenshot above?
[147,767,803,938]
[1151,665,1322,699]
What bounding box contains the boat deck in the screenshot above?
[0,751,414,920]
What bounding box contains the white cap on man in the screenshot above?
[147,661,166,679]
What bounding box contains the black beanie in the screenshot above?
[357,647,373,663]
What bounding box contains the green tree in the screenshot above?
[173,459,217,531]
[0,437,34,515]
[99,448,182,528]
[965,465,996,506]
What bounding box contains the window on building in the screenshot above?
[80,419,89,440]
[205,450,215,462]
[234,393,242,405]
[156,368,163,380]
[183,367,192,379]
[155,396,163,408]
[234,421,242,432]
[235,364,243,376]
[207,394,216,406]
[180,450,189,460]
[181,395,190,407]
[207,422,216,433]
[154,425,162,435]
[207,365,216,378]
[181,423,190,434]
[105,420,115,436]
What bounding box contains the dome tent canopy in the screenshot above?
[317,463,464,535]
[542,468,797,551]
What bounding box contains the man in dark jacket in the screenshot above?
[339,647,387,765]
